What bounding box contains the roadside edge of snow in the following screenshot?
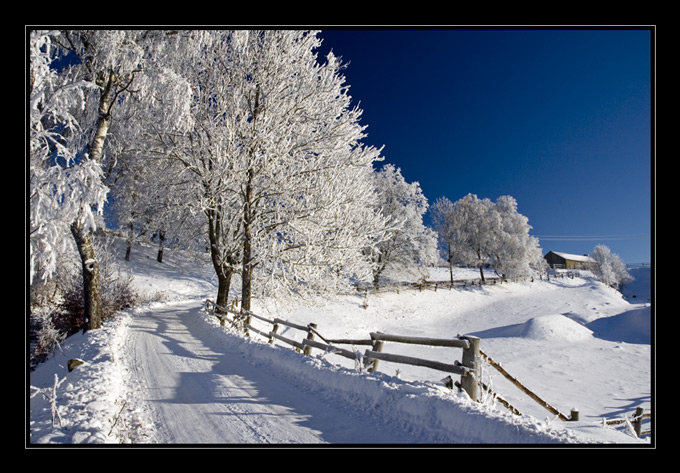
[28,307,162,445]
[196,309,609,445]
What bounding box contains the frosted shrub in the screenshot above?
[30,374,66,427]
[29,236,138,365]
[29,285,67,368]
[590,245,633,289]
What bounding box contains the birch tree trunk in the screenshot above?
[70,71,114,331]
[70,222,102,330]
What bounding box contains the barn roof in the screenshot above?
[549,251,595,263]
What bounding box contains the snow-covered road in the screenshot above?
[123,301,416,444]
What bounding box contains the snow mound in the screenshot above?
[518,314,594,342]
[473,314,593,342]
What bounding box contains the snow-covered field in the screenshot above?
[28,240,653,446]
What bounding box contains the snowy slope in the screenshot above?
[28,240,653,445]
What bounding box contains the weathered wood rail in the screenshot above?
[205,300,481,400]
[363,332,481,401]
[376,276,526,294]
[480,349,573,422]
[204,299,651,438]
[603,407,652,438]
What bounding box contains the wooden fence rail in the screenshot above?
[205,299,481,400]
[480,349,573,422]
[204,299,651,438]
[378,276,525,293]
[603,407,652,438]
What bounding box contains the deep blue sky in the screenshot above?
[317,28,653,264]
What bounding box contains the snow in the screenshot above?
[28,241,653,446]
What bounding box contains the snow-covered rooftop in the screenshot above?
[550,251,595,262]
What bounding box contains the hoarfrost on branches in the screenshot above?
[590,244,633,289]
[368,164,439,289]
[29,30,106,284]
[432,193,543,281]
[145,30,389,310]
[30,29,198,330]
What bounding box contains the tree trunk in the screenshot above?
[90,70,114,162]
[70,223,102,331]
[448,250,454,285]
[373,272,381,291]
[477,248,485,282]
[125,221,134,261]
[215,269,233,314]
[156,229,165,263]
[207,245,235,315]
[372,253,384,291]
[241,87,262,314]
[67,69,115,331]
[205,207,238,314]
[241,169,255,313]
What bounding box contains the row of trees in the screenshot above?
[29,29,572,340]
[29,29,441,334]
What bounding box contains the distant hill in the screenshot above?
[620,266,652,302]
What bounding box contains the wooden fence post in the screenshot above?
[367,339,384,373]
[303,323,317,356]
[244,312,252,337]
[460,335,480,402]
[633,406,644,437]
[269,323,279,345]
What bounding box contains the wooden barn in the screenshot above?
[544,251,595,270]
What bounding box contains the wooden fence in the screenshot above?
[383,276,526,293]
[204,299,651,439]
[205,299,480,401]
[603,407,651,438]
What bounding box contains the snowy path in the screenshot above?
[123,301,416,445]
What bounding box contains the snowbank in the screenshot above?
[196,310,595,444]
[29,312,147,444]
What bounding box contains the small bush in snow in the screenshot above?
[30,236,138,366]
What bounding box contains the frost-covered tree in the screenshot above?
[431,196,457,284]
[440,193,542,281]
[29,30,103,286]
[590,244,633,289]
[30,29,194,330]
[150,31,244,310]
[153,30,387,311]
[107,146,200,263]
[29,30,112,331]
[102,31,198,263]
[367,164,439,289]
[446,194,500,281]
[233,30,388,310]
[489,195,544,278]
